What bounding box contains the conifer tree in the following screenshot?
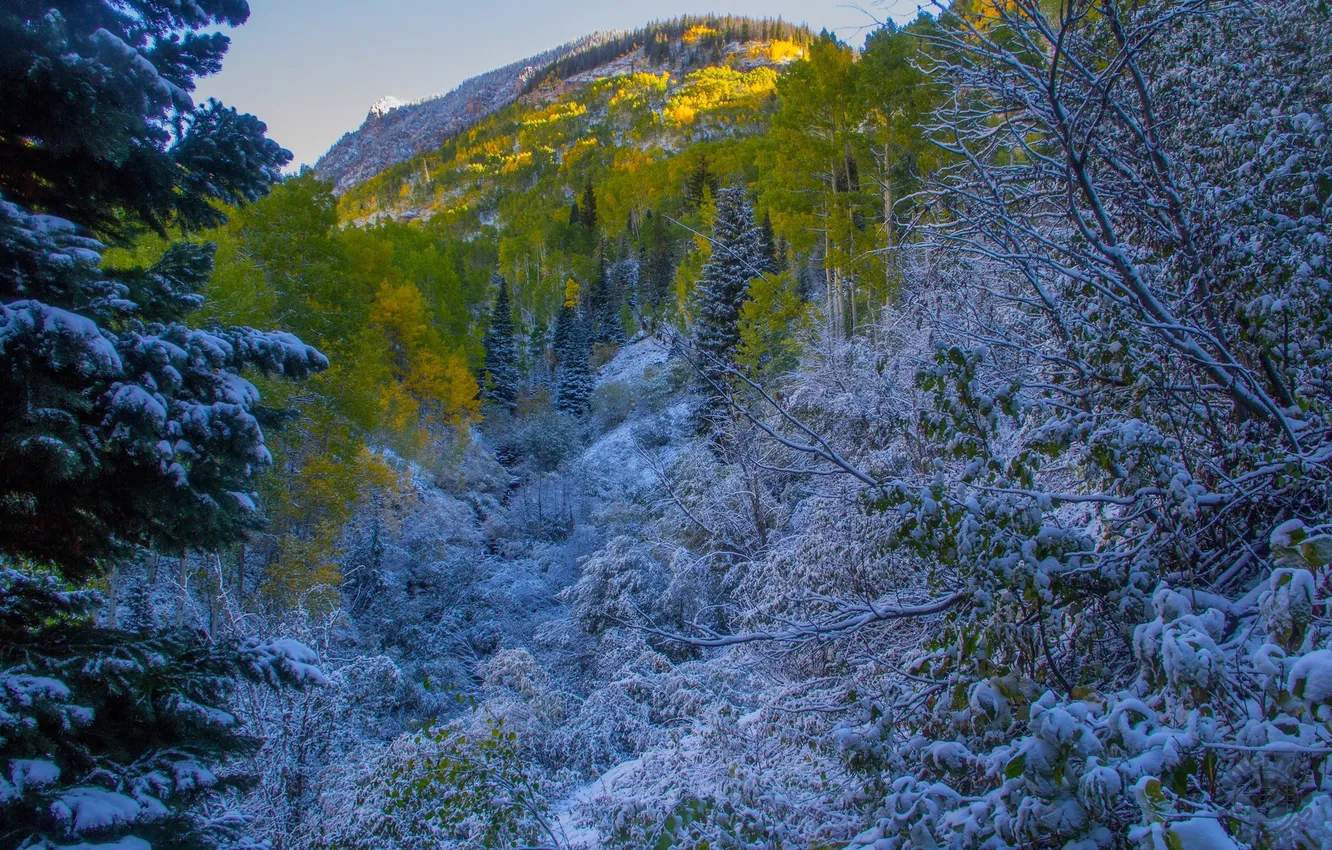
[0,568,326,850]
[0,3,326,849]
[482,272,520,412]
[758,209,779,273]
[590,251,627,348]
[555,311,594,417]
[580,179,598,233]
[552,278,581,367]
[684,155,721,210]
[644,209,677,311]
[0,0,324,574]
[690,186,762,419]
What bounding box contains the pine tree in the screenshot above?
[555,310,595,417]
[590,251,627,348]
[758,209,778,273]
[0,568,326,850]
[690,186,762,420]
[482,273,520,412]
[0,0,324,576]
[0,5,328,848]
[552,279,582,367]
[644,209,677,311]
[609,258,640,339]
[581,179,598,233]
[684,155,721,210]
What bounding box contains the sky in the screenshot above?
[194,0,922,170]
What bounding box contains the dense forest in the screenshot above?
[2,1,1331,849]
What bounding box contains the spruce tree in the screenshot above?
[580,179,598,233]
[590,251,627,348]
[482,272,519,412]
[758,209,779,273]
[0,0,324,575]
[555,310,595,417]
[690,186,762,420]
[644,209,677,311]
[0,568,326,850]
[684,155,721,210]
[0,5,326,848]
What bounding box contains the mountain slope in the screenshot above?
[315,16,811,195]
[315,37,596,194]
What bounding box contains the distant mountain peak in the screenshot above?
[368,96,404,118]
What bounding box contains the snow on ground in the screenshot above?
[596,335,669,387]
[550,758,644,849]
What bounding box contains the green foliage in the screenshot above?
[334,718,552,850]
[0,566,324,849]
[736,271,812,382]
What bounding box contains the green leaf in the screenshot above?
[1005,753,1026,779]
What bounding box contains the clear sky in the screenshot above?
[194,0,921,170]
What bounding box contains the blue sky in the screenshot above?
[194,0,922,169]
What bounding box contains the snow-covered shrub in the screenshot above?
[591,380,635,434]
[314,717,556,850]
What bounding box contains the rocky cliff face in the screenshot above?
[315,51,562,195]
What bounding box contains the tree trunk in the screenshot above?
[175,552,188,627]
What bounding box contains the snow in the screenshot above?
[241,638,330,686]
[1161,817,1239,850]
[51,787,154,832]
[550,758,644,849]
[1289,650,1332,708]
[369,96,404,117]
[595,336,668,387]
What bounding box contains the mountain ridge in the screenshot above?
[315,15,813,195]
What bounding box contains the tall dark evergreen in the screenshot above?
[553,300,577,367]
[690,186,762,420]
[0,568,325,850]
[684,155,721,210]
[590,251,627,347]
[644,209,677,310]
[0,4,325,848]
[555,310,595,417]
[758,209,778,273]
[482,273,520,412]
[0,0,324,573]
[609,258,640,338]
[580,179,598,233]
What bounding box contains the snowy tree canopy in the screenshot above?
[0,1,325,578]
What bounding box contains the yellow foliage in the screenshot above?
[665,103,697,124]
[499,150,533,175]
[609,72,671,107]
[683,24,718,44]
[664,66,778,125]
[368,280,479,439]
[521,101,587,127]
[564,278,581,307]
[564,136,600,165]
[259,444,401,612]
[767,39,804,62]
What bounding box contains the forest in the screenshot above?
[1,0,1330,848]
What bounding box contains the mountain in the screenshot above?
[315,16,812,195]
[315,38,594,194]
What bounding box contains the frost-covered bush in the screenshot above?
[314,718,556,850]
[591,380,635,434]
[0,568,325,850]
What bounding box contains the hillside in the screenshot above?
[6,2,1332,849]
[316,16,812,196]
